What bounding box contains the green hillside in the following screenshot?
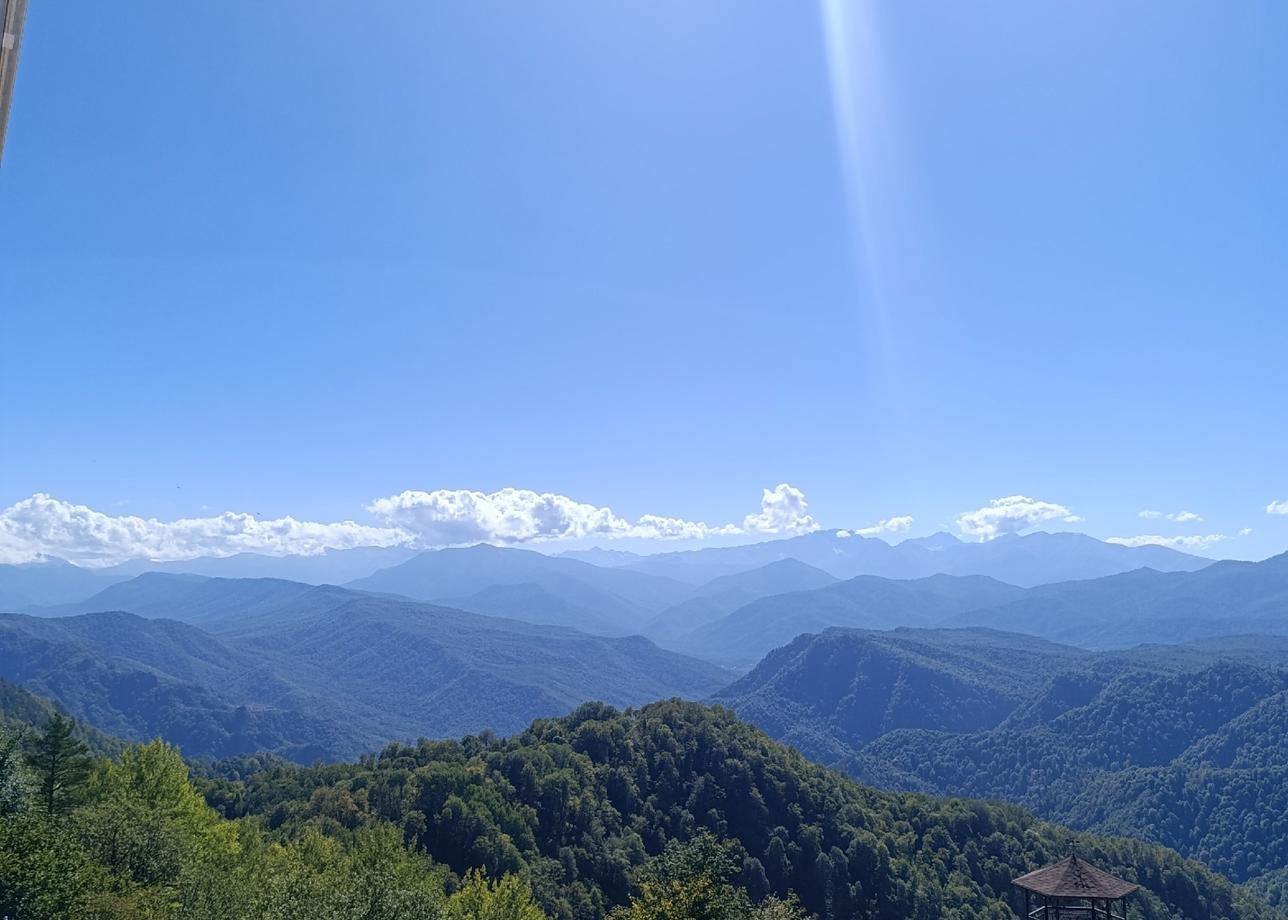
[200,699,1277,920]
[0,581,729,761]
[720,627,1288,890]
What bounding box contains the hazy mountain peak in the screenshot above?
[899,531,963,551]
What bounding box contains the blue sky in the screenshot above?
[1,1,1286,563]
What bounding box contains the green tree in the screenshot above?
[608,834,806,920]
[27,712,91,816]
[0,724,33,814]
[448,869,549,920]
[0,814,105,920]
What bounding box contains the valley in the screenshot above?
[3,535,1288,916]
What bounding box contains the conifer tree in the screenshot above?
[27,712,91,816]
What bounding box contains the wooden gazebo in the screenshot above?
[1012,854,1139,920]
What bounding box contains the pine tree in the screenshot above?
[0,725,33,814]
[27,712,91,816]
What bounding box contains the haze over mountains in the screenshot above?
[4,523,1288,911]
[675,550,1288,666]
[0,575,728,760]
[1,528,1214,613]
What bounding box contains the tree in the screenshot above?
[448,869,549,920]
[607,834,807,920]
[0,724,33,814]
[27,713,91,816]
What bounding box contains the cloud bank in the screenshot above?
[1268,500,1288,516]
[366,482,819,546]
[0,493,412,568]
[1106,533,1228,551]
[0,483,821,567]
[955,495,1082,541]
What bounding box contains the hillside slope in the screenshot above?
[644,559,839,645]
[202,699,1278,920]
[715,627,1082,762]
[680,573,1026,666]
[0,581,730,761]
[348,544,690,633]
[722,627,1288,886]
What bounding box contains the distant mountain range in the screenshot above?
[0,574,728,761]
[0,556,130,607]
[4,530,1287,903]
[346,544,691,632]
[670,551,1288,666]
[642,559,839,643]
[718,625,1288,887]
[0,528,1216,614]
[611,529,1211,586]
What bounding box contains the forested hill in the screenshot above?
[199,699,1276,920]
[0,586,729,761]
[717,627,1288,889]
[0,677,122,756]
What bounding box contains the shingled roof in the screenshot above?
[1012,855,1140,900]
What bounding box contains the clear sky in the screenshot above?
[1,1,1286,564]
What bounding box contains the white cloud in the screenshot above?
[740,483,820,535]
[1268,500,1288,515]
[1,484,824,567]
[365,486,769,545]
[1239,527,1253,537]
[368,482,819,547]
[955,495,1082,541]
[1138,509,1202,523]
[0,493,413,568]
[1106,533,1228,551]
[367,488,635,545]
[854,515,914,537]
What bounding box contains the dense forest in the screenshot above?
[715,626,1288,891]
[847,659,1288,885]
[2,684,1284,918]
[190,699,1275,920]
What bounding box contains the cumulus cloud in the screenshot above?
[0,493,413,568]
[1268,500,1288,515]
[1239,527,1253,537]
[367,488,637,545]
[955,495,1082,541]
[1106,533,1228,551]
[0,482,832,567]
[367,482,815,546]
[854,515,914,537]
[1138,510,1203,523]
[740,484,820,535]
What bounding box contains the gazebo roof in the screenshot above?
[1012,855,1140,900]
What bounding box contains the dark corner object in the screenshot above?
[0,0,28,163]
[1013,854,1140,920]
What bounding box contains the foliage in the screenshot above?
[0,724,33,814]
[606,834,808,920]
[1247,866,1288,909]
[27,711,93,816]
[721,625,1288,887]
[200,699,1278,920]
[0,719,549,920]
[845,659,1288,883]
[449,869,550,920]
